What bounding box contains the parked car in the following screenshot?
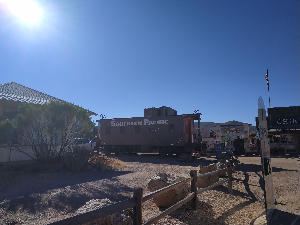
[74,138,97,150]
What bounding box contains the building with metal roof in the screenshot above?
[0,82,97,119]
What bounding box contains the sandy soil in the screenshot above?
[0,155,299,225]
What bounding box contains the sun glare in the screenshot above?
[4,0,42,24]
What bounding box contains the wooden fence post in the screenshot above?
[190,170,198,210]
[133,188,143,225]
[227,161,232,194]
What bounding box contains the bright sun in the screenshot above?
[5,0,42,24]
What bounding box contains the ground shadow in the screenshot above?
[204,163,298,224]
[269,209,299,225]
[166,200,228,225]
[249,209,300,225]
[213,171,260,223]
[236,162,298,173]
[1,180,134,215]
[0,168,132,202]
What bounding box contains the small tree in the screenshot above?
[221,134,230,145]
[6,102,94,166]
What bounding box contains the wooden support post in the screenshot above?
[227,161,232,194]
[133,188,143,225]
[190,170,198,210]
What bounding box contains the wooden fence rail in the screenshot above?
[143,177,193,202]
[143,192,195,225]
[49,161,233,225]
[50,199,136,225]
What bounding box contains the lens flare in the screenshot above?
[3,0,42,24]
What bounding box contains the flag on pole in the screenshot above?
[265,73,269,86]
[266,69,270,107]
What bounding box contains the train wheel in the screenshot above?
[118,148,125,155]
[175,147,184,157]
[115,146,125,155]
[159,148,168,157]
[126,146,133,154]
[159,152,167,157]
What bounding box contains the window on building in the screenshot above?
[145,110,152,117]
[120,126,125,134]
[165,109,168,116]
[106,127,111,134]
[169,124,174,133]
[135,125,140,134]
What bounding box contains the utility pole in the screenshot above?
[194,110,202,143]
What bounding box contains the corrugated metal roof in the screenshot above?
[0,82,97,115]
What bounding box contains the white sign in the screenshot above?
[111,119,168,127]
[258,96,265,110]
[277,118,300,125]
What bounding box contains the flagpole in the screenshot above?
[265,69,270,108]
[267,69,270,108]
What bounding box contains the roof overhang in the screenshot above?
[182,113,201,120]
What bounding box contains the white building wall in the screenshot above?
[0,146,35,163]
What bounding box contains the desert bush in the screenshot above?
[63,147,92,172]
[2,102,94,166]
[88,155,126,171]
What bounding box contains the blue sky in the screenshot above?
[0,0,299,125]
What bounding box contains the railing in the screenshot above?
[49,161,233,225]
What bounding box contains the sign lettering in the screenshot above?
[111,120,168,127]
[276,118,300,125]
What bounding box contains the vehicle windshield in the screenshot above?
[75,138,89,144]
[89,138,97,143]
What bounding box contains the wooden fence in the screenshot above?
[50,161,233,225]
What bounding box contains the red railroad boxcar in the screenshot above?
[97,106,202,156]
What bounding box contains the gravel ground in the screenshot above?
[0,154,299,225]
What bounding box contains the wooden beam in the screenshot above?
[133,188,143,225]
[227,162,232,193]
[49,199,136,225]
[190,170,198,210]
[197,168,227,178]
[143,193,194,225]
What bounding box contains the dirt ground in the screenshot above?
[0,154,299,225]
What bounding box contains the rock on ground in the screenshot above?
[147,173,190,208]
